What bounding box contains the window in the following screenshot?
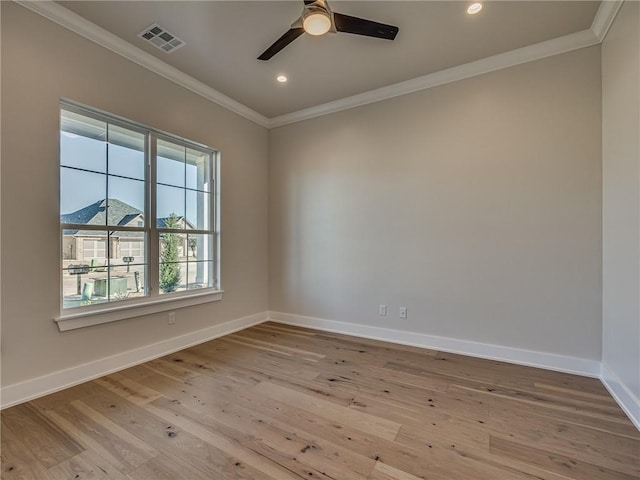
[156,138,214,295]
[60,102,219,320]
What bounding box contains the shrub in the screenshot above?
[159,213,182,292]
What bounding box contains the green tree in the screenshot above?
[160,213,182,292]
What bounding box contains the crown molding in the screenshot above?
[268,28,599,128]
[16,1,612,130]
[14,0,270,128]
[591,0,624,42]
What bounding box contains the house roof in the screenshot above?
[62,199,193,236]
[61,199,143,226]
[119,213,142,227]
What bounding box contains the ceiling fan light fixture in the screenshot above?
[303,9,332,36]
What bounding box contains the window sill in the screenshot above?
[54,290,224,331]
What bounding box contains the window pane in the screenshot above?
[108,177,144,226]
[186,190,210,230]
[60,110,107,173]
[159,232,187,293]
[108,265,147,301]
[188,261,214,290]
[108,125,145,180]
[61,229,109,309]
[187,233,213,262]
[157,185,185,225]
[84,241,108,294]
[107,232,146,301]
[62,267,109,309]
[157,139,185,187]
[186,149,211,192]
[60,168,106,224]
[159,261,187,293]
[62,233,103,308]
[62,231,147,308]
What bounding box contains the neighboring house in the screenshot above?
[61,199,191,261]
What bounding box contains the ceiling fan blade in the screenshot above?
[258,28,305,60]
[333,12,398,40]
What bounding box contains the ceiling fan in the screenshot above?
[258,0,399,61]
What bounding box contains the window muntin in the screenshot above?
[60,103,218,312]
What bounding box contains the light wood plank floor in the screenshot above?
[2,322,639,479]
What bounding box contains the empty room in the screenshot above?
[1,0,639,478]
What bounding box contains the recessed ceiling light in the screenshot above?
[276,75,288,83]
[467,2,483,15]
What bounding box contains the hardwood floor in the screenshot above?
[2,322,639,479]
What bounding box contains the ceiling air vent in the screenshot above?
[138,23,185,53]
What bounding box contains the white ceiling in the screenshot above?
[57,1,601,119]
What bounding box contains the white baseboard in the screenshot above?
[5,309,637,432]
[268,312,640,431]
[268,311,602,378]
[0,311,269,409]
[600,363,640,431]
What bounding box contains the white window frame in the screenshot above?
[57,100,222,331]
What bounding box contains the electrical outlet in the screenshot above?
[378,304,387,316]
[168,312,176,325]
[399,307,407,319]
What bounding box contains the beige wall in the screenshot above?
[1,3,269,386]
[0,1,613,391]
[270,46,602,360]
[602,1,640,402]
